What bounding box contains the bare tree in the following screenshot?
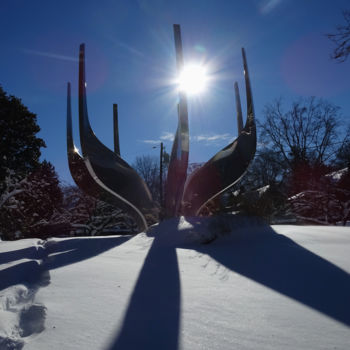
[260,97,348,170]
[328,10,350,62]
[133,155,160,202]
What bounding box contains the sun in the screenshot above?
[177,64,208,95]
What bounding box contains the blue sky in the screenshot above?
[1,0,350,184]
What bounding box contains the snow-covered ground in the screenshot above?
[1,216,349,350]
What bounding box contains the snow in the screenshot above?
[1,217,350,350]
[326,167,348,182]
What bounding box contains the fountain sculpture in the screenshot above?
[66,24,256,232]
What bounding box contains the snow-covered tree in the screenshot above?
[288,168,350,225]
[61,186,137,236]
[0,162,64,239]
[289,190,339,225]
[335,169,350,225]
[287,162,333,196]
[0,170,28,239]
[229,184,287,222]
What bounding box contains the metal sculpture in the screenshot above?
[67,45,155,232]
[66,26,256,232]
[113,104,121,156]
[164,24,189,218]
[182,48,256,215]
[67,81,100,199]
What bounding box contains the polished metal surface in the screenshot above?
[113,104,120,156]
[182,48,256,216]
[66,82,150,231]
[164,24,189,217]
[67,82,99,198]
[78,44,156,231]
[234,82,243,135]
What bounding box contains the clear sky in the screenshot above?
[1,0,350,184]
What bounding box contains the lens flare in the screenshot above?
[177,64,208,95]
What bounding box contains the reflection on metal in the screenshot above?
[67,82,99,198]
[182,48,256,216]
[66,45,156,232]
[67,81,149,231]
[234,82,243,134]
[66,27,256,231]
[164,24,189,217]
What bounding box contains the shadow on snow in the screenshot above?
[0,236,131,291]
[110,217,350,350]
[190,223,350,327]
[109,221,181,350]
[1,219,350,350]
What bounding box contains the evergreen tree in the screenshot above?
[0,86,45,189]
[23,160,63,222]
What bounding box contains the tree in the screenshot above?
[133,155,161,203]
[260,97,348,170]
[0,86,45,188]
[0,161,64,239]
[240,149,286,190]
[335,140,350,169]
[24,161,63,222]
[288,168,350,226]
[60,185,137,236]
[328,10,350,62]
[335,169,350,225]
[233,184,287,222]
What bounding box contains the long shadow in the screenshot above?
[0,236,131,291]
[108,223,181,350]
[3,220,349,348]
[0,245,45,265]
[0,260,48,291]
[109,218,350,350]
[43,236,131,271]
[182,220,350,327]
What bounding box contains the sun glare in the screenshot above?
[177,64,208,95]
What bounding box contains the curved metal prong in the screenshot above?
[66,82,148,231]
[164,24,189,217]
[242,48,255,122]
[234,82,243,134]
[182,48,256,216]
[113,104,120,156]
[77,44,156,231]
[67,81,98,197]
